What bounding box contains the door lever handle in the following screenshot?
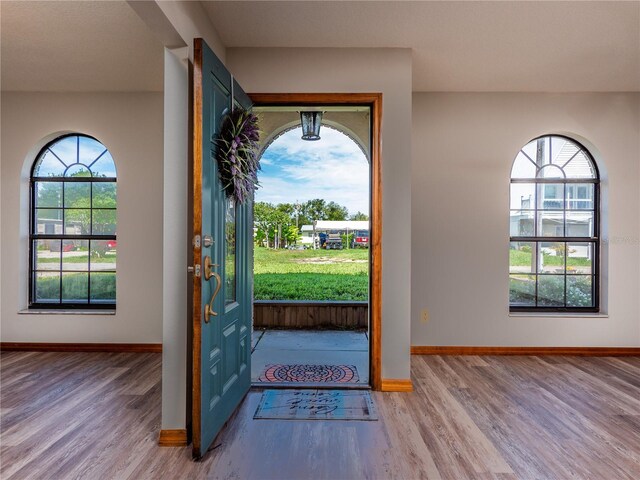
[203,256,221,322]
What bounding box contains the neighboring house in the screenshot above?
[300,220,369,247]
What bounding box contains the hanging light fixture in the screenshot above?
[300,111,323,141]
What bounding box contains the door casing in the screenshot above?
[249,93,383,390]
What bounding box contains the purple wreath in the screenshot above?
[215,108,261,204]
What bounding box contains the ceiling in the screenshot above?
[2,1,637,93]
[1,1,163,92]
[204,1,640,92]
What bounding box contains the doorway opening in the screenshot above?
[249,94,382,389]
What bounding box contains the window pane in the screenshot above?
[35,272,60,303]
[539,242,565,274]
[79,136,107,166]
[510,210,534,236]
[90,240,117,271]
[62,272,88,303]
[36,209,63,234]
[90,152,117,178]
[92,210,116,235]
[34,150,66,176]
[64,182,91,208]
[62,240,88,271]
[510,242,535,273]
[564,151,596,179]
[90,272,116,302]
[567,276,593,307]
[537,184,564,209]
[566,211,594,237]
[510,275,535,306]
[551,137,578,166]
[65,164,91,178]
[537,164,565,179]
[566,184,594,210]
[510,183,535,209]
[34,240,60,271]
[511,152,537,179]
[537,275,565,306]
[567,243,593,275]
[225,201,236,305]
[36,182,62,208]
[49,136,78,165]
[64,209,91,235]
[538,211,564,237]
[92,183,117,208]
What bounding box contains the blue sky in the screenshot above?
[255,127,370,215]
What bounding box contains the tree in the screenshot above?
[301,199,326,224]
[284,225,301,245]
[325,201,348,220]
[253,201,290,247]
[350,211,369,221]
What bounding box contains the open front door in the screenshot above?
[192,38,253,459]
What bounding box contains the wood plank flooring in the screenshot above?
[1,352,639,479]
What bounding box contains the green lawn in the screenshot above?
[509,249,591,267]
[254,247,369,301]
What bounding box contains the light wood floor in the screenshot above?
[1,352,639,479]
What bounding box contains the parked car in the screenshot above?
[351,230,369,248]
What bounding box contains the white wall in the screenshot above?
[412,93,640,347]
[227,47,413,379]
[1,92,163,343]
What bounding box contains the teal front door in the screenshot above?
[191,38,253,459]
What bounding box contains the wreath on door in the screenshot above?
[215,108,261,204]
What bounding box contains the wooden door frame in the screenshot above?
[249,93,382,391]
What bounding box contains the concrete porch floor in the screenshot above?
[251,329,369,385]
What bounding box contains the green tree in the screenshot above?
[284,225,301,245]
[325,201,348,220]
[349,211,369,221]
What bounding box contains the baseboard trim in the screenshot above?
[158,429,188,447]
[0,342,162,353]
[411,346,640,356]
[381,378,413,392]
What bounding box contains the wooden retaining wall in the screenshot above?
[253,301,368,329]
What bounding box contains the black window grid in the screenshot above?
[510,136,600,313]
[29,135,116,309]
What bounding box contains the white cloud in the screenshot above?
[256,128,370,214]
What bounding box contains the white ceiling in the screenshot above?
[2,1,637,93]
[204,1,640,92]
[1,1,163,92]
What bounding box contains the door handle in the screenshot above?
[203,256,221,323]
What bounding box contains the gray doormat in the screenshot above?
[254,389,378,421]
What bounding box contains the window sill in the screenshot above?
[509,312,608,319]
[19,309,116,316]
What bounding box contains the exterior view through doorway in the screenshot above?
[249,94,382,390]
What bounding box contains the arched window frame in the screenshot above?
[509,134,600,312]
[29,134,117,309]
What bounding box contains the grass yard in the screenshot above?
[254,247,369,301]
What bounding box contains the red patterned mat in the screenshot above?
[258,364,360,383]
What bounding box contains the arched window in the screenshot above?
[30,134,117,308]
[509,135,599,312]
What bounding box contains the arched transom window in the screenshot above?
[30,134,117,308]
[509,135,599,311]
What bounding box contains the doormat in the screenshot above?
[254,389,378,421]
[258,364,359,383]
